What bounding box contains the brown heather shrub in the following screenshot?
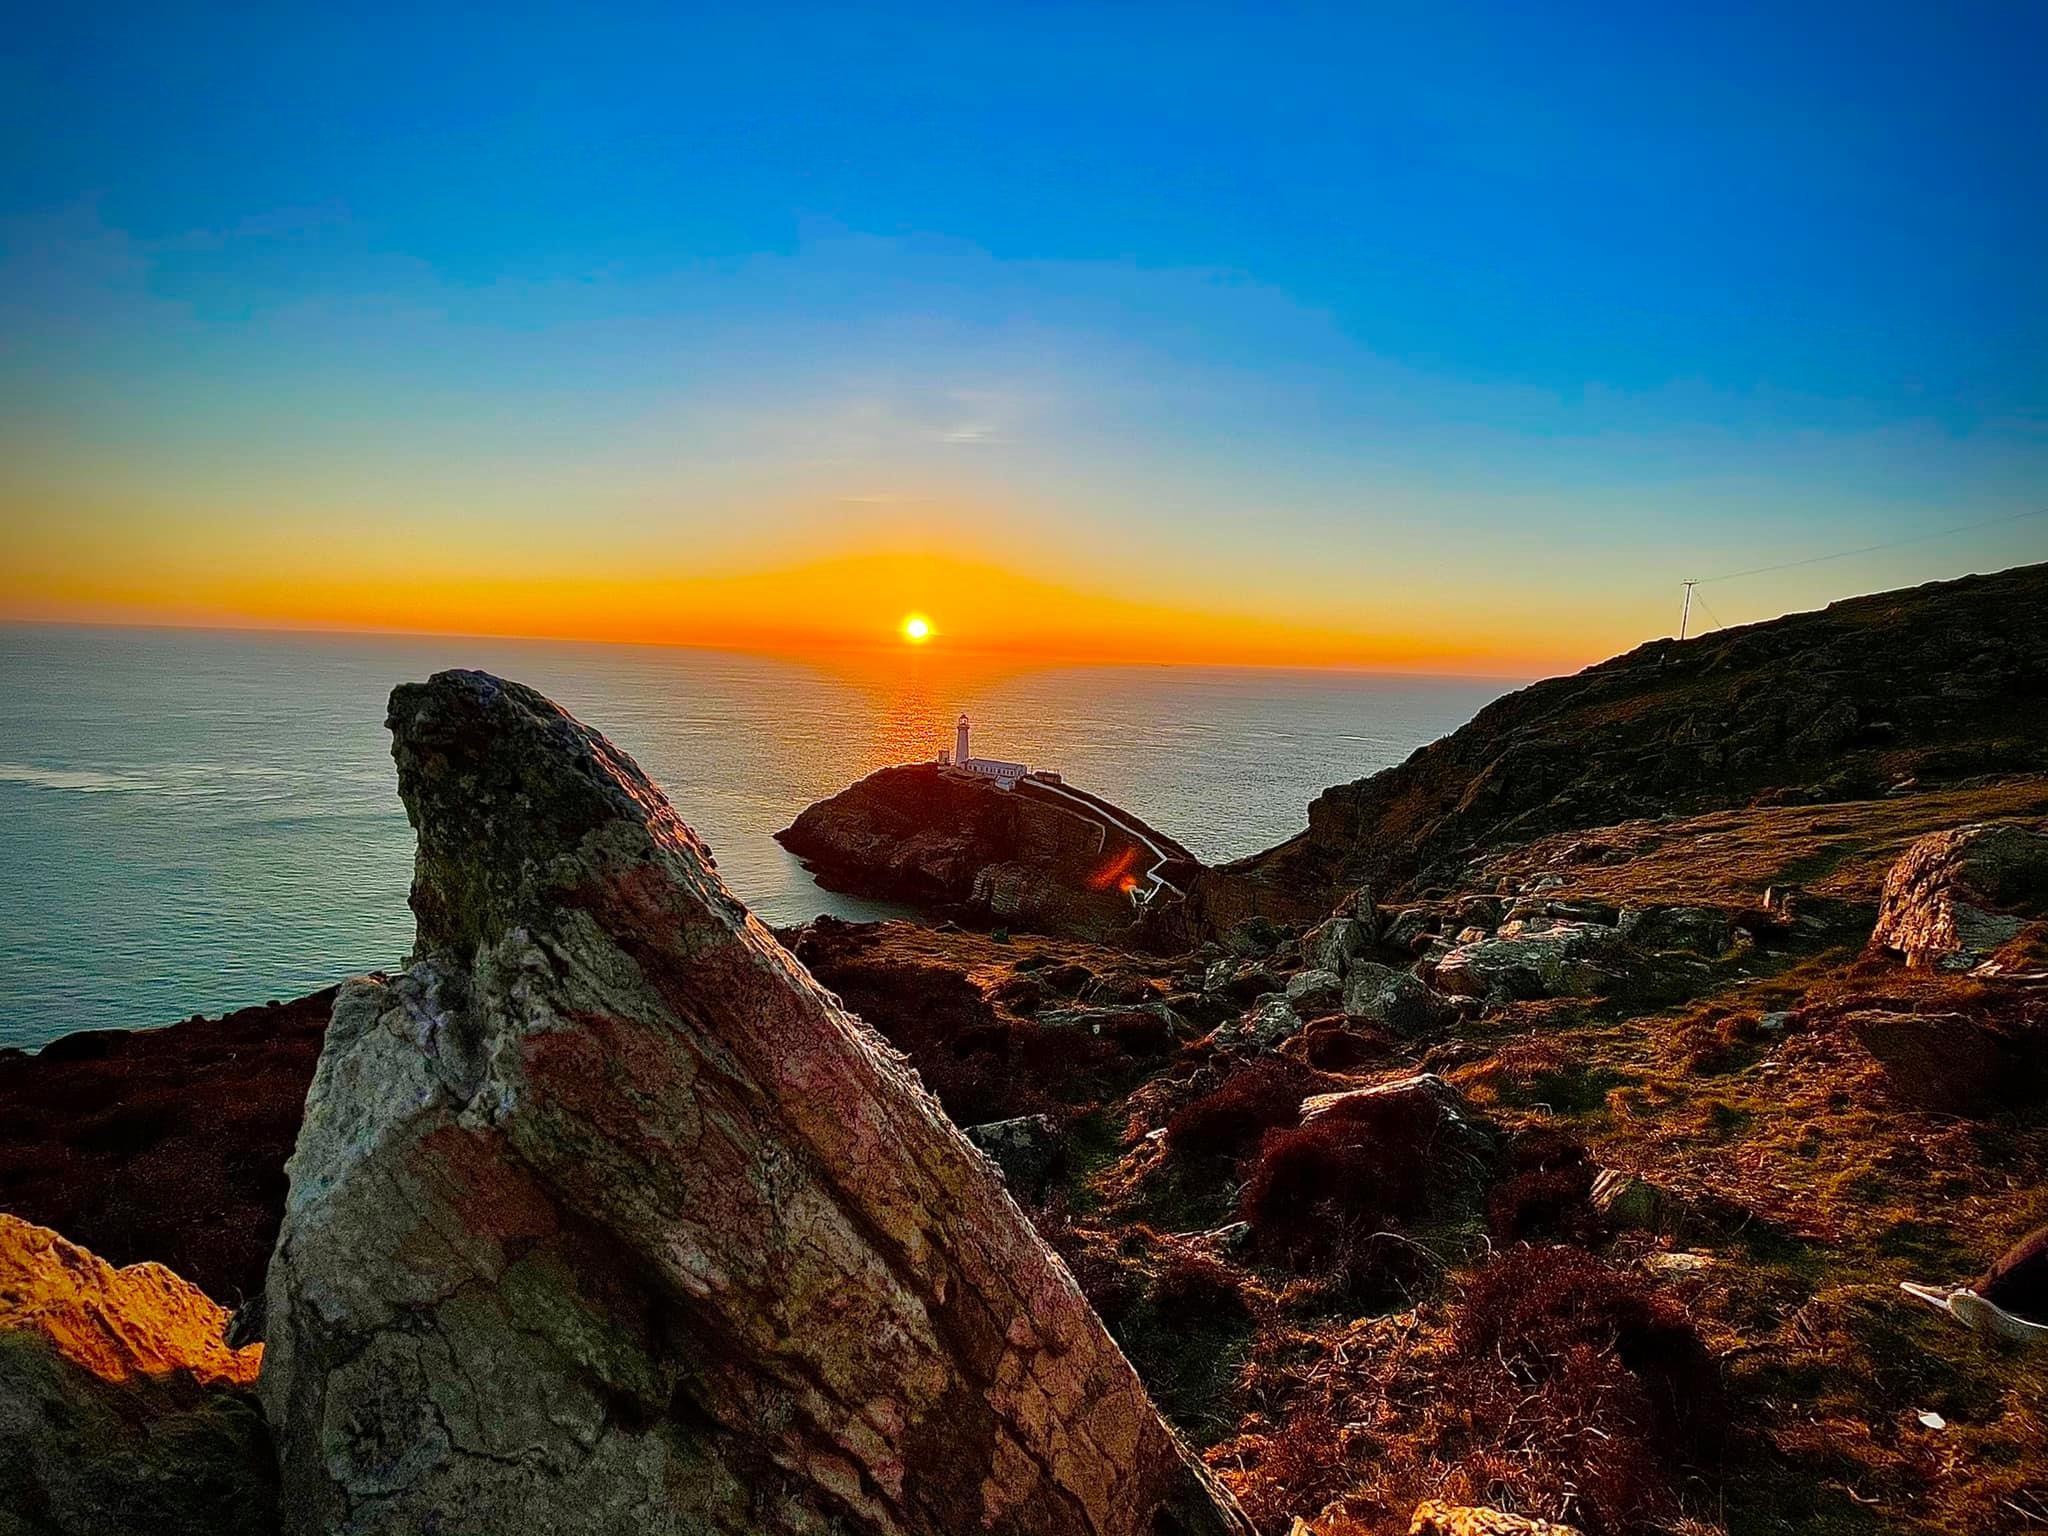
[1507,1125,1590,1173]
[1230,1404,1354,1532]
[1166,1059,1311,1157]
[1239,1086,1443,1271]
[1151,1250,1250,1324]
[1487,1165,1600,1245]
[1324,1225,1439,1309]
[914,1043,1060,1125]
[1490,1129,1599,1244]
[1447,1245,1725,1535]
[1032,1197,1137,1326]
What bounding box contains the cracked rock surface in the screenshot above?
[260,669,1250,1536]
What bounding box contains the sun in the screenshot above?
[900,614,933,644]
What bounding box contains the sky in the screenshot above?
[3,2,2045,674]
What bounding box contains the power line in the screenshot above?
[1696,504,2048,586]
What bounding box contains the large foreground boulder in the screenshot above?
[0,1214,273,1535]
[1871,822,2048,970]
[261,672,1250,1536]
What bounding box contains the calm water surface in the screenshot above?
[0,625,1512,1047]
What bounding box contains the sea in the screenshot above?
[0,625,1513,1049]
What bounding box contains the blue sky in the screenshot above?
[3,2,2045,667]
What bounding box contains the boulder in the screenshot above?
[1432,922,1623,1001]
[1383,909,1438,954]
[1450,894,1502,930]
[1204,959,1282,1007]
[1215,996,1304,1052]
[1872,823,2048,970]
[1846,1009,2025,1114]
[1408,1501,1582,1536]
[0,1214,274,1535]
[964,1115,1063,1204]
[1223,916,1287,956]
[1618,904,1735,956]
[1283,967,1345,1015]
[1302,915,1366,977]
[1345,885,1381,942]
[1034,1001,1183,1052]
[1342,963,1457,1036]
[260,672,1250,1536]
[1080,970,1160,1006]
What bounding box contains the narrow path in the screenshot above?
[1024,778,1182,906]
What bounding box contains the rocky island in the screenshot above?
[777,753,1200,945]
[4,563,2048,1536]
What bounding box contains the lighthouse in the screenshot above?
[936,712,1029,788]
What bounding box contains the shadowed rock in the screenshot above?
[260,670,1251,1536]
[0,1214,273,1535]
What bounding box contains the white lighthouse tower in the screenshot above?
[935,711,1029,788]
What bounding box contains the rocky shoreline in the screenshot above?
[4,564,2047,1535]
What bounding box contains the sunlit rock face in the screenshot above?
[0,1214,273,1535]
[1872,822,2048,971]
[260,670,1250,1536]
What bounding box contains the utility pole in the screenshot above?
[1679,579,1697,641]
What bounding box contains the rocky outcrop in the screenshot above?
[1871,822,2048,970]
[0,1214,273,1534]
[1199,562,2048,919]
[778,764,1198,944]
[1432,921,1625,1002]
[0,988,337,1307]
[1342,963,1458,1035]
[260,671,1250,1536]
[1283,967,1344,1015]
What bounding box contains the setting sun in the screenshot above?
[901,614,933,644]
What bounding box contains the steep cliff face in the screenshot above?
[1198,563,2048,920]
[778,763,1195,942]
[260,671,1249,1536]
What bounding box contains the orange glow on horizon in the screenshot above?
[2,523,1569,676]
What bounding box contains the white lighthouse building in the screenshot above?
[936,713,1029,789]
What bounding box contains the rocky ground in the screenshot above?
[2,566,2045,1535]
[788,780,2048,1535]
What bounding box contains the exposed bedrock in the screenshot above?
[260,670,1250,1536]
[0,1214,274,1536]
